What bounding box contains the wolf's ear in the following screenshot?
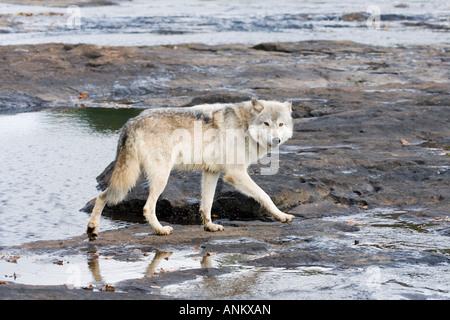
[285,101,293,112]
[251,98,264,113]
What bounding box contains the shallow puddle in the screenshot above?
[160,263,450,300]
[0,245,260,290]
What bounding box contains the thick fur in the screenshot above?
[87,98,295,239]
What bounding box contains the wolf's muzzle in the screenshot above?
[271,137,281,146]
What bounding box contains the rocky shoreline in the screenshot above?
[1,40,449,299]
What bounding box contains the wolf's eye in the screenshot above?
[264,122,269,126]
[279,123,284,127]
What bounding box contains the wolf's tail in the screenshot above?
[105,128,141,206]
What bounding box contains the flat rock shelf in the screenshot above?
[0,40,449,300]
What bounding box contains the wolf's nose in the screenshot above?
[272,137,281,146]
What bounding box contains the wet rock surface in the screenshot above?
[0,40,449,299]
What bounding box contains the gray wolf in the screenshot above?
[87,98,295,240]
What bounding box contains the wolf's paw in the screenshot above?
[156,226,174,236]
[86,224,98,240]
[282,214,295,223]
[275,213,294,223]
[204,223,225,232]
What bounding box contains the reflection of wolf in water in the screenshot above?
[87,98,294,240]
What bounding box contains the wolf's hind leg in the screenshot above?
[201,171,223,232]
[223,169,294,223]
[143,164,173,235]
[87,189,108,240]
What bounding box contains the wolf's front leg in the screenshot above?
[201,171,224,232]
[223,169,294,223]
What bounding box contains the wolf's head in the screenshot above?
[247,98,293,149]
